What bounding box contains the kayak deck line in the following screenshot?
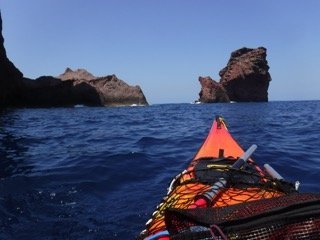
[139,116,320,240]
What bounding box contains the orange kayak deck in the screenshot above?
[193,117,244,161]
[140,116,285,239]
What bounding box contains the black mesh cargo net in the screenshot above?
[138,158,319,240]
[165,193,320,240]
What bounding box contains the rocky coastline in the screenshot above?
[1,10,272,107]
[0,12,148,108]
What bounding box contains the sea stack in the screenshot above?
[197,47,271,103]
[220,47,271,102]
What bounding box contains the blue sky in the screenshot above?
[1,0,319,104]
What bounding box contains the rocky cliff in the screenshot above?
[0,12,24,107]
[18,69,148,107]
[0,11,148,107]
[20,76,102,107]
[57,68,148,106]
[198,47,271,103]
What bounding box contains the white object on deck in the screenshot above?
[264,164,284,180]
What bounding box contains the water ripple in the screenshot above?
[0,101,319,239]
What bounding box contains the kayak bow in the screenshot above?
[139,116,320,240]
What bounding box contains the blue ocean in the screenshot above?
[1,101,320,239]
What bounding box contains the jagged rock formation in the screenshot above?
[57,68,148,106]
[90,75,148,106]
[19,69,148,107]
[58,68,96,81]
[0,11,148,107]
[198,76,229,103]
[198,47,271,103]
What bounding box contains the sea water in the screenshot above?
[0,101,320,239]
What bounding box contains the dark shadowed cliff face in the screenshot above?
[219,47,271,102]
[198,76,229,103]
[0,12,23,107]
[21,76,102,107]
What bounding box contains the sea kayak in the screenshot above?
[139,116,320,240]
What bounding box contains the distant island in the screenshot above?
[197,47,271,103]
[0,12,148,108]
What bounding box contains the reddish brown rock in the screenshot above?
[89,75,148,106]
[58,68,96,81]
[198,76,229,103]
[219,47,271,102]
